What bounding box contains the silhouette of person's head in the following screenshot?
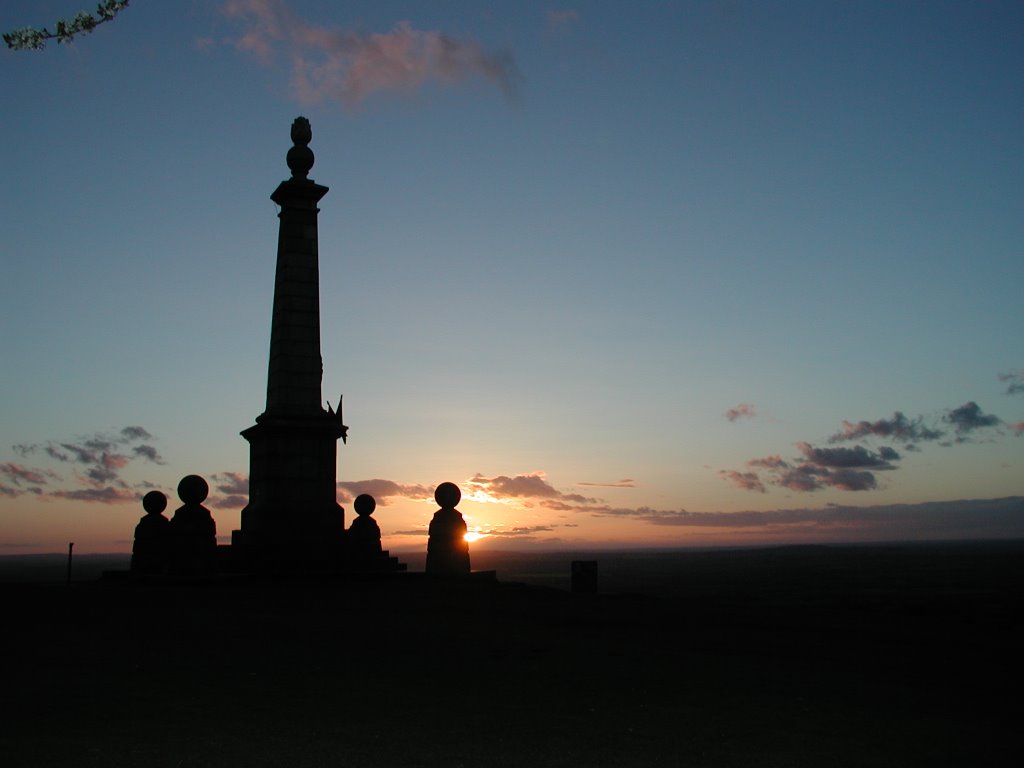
[434,482,461,509]
[178,475,209,505]
[142,491,168,515]
[354,493,376,517]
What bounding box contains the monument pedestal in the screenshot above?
[235,412,346,572]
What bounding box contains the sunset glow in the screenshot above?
[1,1,1022,555]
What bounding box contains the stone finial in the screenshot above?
[434,482,462,508]
[287,116,315,180]
[177,474,209,505]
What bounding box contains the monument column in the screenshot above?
[236,117,347,571]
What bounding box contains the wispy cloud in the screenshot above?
[999,370,1024,396]
[829,411,944,444]
[0,462,59,489]
[337,479,432,505]
[48,487,138,504]
[577,479,635,488]
[576,497,1024,541]
[222,0,519,107]
[724,403,756,422]
[466,472,597,505]
[5,427,164,505]
[719,470,766,493]
[206,471,249,509]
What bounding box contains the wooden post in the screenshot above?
[66,542,74,587]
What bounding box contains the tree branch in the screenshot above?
[4,1,130,51]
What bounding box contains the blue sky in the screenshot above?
[2,1,1023,553]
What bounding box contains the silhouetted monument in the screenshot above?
[131,490,170,574]
[347,494,382,558]
[426,482,471,575]
[235,117,348,572]
[346,494,407,572]
[169,475,217,576]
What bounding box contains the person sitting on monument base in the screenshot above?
[131,490,170,574]
[346,493,383,566]
[426,482,471,575]
[168,474,217,576]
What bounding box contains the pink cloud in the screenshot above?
[223,0,519,107]
[48,487,138,504]
[468,472,597,504]
[747,455,788,470]
[719,470,766,493]
[725,403,756,422]
[336,479,432,505]
[0,462,58,486]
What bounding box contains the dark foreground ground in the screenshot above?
[2,541,1021,767]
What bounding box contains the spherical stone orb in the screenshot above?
[142,490,168,515]
[354,493,377,517]
[286,144,314,179]
[177,475,209,505]
[434,482,462,508]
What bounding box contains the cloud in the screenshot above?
[210,494,248,510]
[736,393,1016,497]
[211,471,249,496]
[774,464,829,492]
[206,472,250,509]
[945,401,1002,436]
[120,426,153,441]
[223,1,520,107]
[724,442,897,495]
[467,472,598,505]
[796,442,898,470]
[49,487,138,504]
[999,370,1024,396]
[639,496,1024,540]
[337,479,432,505]
[830,411,944,444]
[0,462,59,487]
[476,524,558,538]
[574,497,1024,543]
[577,479,635,488]
[719,470,766,493]
[131,445,165,464]
[724,403,756,422]
[823,468,878,492]
[4,427,163,505]
[747,455,789,470]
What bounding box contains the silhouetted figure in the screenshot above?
[169,475,217,576]
[347,493,383,562]
[131,491,170,574]
[426,482,471,575]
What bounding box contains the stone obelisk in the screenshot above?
[236,117,347,571]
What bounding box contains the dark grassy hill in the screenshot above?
[2,541,1021,767]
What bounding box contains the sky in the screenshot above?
[2,0,1023,555]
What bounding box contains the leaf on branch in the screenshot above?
[4,0,129,51]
